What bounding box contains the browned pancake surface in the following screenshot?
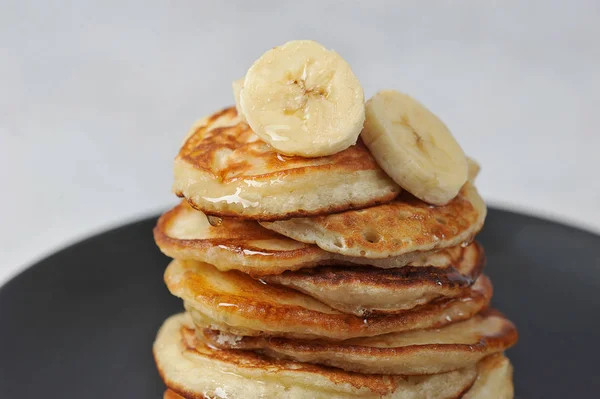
[174,107,400,220]
[203,309,518,375]
[154,201,476,276]
[264,242,485,315]
[154,314,480,399]
[261,183,486,258]
[165,260,493,340]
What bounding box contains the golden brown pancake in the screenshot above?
[154,201,479,276]
[154,313,480,399]
[263,242,485,315]
[173,107,400,220]
[203,309,517,375]
[154,201,446,276]
[163,390,184,399]
[165,259,493,340]
[462,353,514,398]
[261,182,486,259]
[161,355,514,399]
[161,348,514,399]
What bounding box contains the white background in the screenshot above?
[1,0,599,285]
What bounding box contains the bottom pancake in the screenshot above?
[202,309,517,375]
[163,355,514,399]
[154,313,480,399]
[463,353,514,399]
[162,356,514,399]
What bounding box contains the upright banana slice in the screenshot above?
[232,78,247,122]
[467,156,481,182]
[362,90,468,205]
[240,40,365,157]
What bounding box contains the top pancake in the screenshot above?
[261,182,486,258]
[173,107,400,220]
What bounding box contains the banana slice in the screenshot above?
[362,90,468,205]
[467,156,481,182]
[232,78,247,122]
[240,40,365,157]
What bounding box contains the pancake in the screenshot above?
[462,353,514,398]
[154,313,480,399]
[202,309,517,375]
[263,242,485,315]
[173,107,400,220]
[154,201,444,276]
[165,259,493,340]
[164,390,184,399]
[261,182,486,259]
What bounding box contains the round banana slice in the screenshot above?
[231,78,247,122]
[240,40,365,157]
[362,90,468,205]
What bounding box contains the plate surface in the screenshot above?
[0,209,599,398]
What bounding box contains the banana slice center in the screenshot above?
[392,114,453,173]
[282,60,335,124]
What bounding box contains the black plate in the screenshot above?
[1,209,599,398]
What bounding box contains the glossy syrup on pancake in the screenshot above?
[154,201,445,276]
[165,259,493,341]
[173,107,400,220]
[261,182,486,258]
[263,242,485,315]
[154,313,481,399]
[202,309,518,375]
[154,200,323,275]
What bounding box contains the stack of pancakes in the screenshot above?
[153,107,518,398]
